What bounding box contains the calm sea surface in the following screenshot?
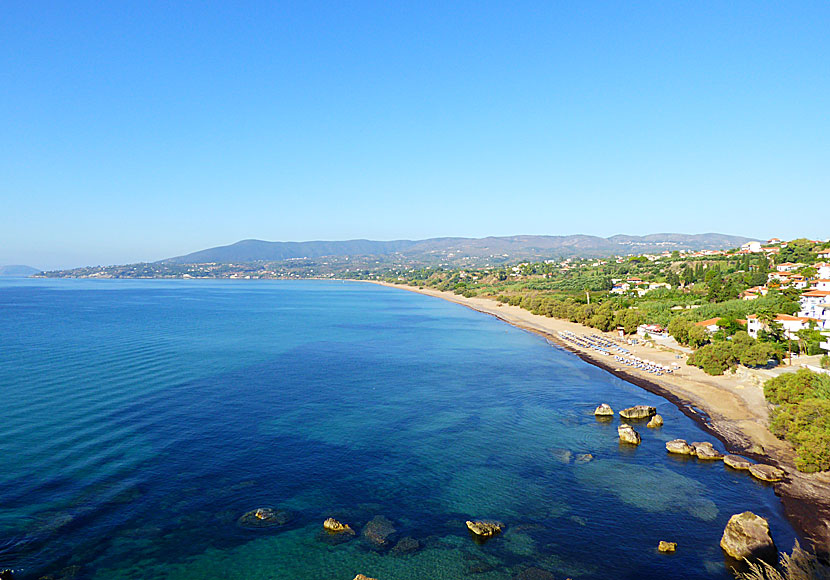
[0,279,797,579]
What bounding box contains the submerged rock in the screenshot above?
[390,536,421,555]
[549,448,573,464]
[324,517,354,534]
[724,455,753,470]
[658,540,677,553]
[594,403,614,417]
[666,439,694,455]
[575,453,594,464]
[749,464,785,482]
[691,442,723,460]
[619,405,656,420]
[720,511,776,560]
[237,507,291,529]
[647,414,663,428]
[361,515,396,547]
[512,567,556,580]
[617,424,641,445]
[466,520,503,537]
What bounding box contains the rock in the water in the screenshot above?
[749,464,785,482]
[619,405,656,420]
[618,424,641,445]
[647,414,663,428]
[724,454,753,470]
[549,448,573,464]
[391,536,421,555]
[575,453,594,464]
[658,541,677,553]
[362,515,396,547]
[466,520,503,537]
[237,507,291,529]
[666,439,695,455]
[324,517,354,534]
[594,403,614,417]
[720,511,776,560]
[353,575,378,580]
[1,570,13,580]
[691,442,723,460]
[512,567,556,580]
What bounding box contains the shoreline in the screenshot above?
[371,281,830,554]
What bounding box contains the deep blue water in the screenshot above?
[0,279,797,579]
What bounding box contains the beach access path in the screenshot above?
[372,281,830,553]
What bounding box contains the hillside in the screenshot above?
[164,233,757,265]
[0,265,41,277]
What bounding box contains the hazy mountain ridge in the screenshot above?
[164,233,757,264]
[0,265,41,277]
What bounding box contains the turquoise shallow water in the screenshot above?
[0,279,797,579]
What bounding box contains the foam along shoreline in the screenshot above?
[370,281,830,554]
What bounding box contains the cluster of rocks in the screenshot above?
[321,516,421,555]
[665,440,785,481]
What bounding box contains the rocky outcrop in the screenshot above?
[647,414,663,428]
[724,455,753,470]
[691,442,723,460]
[391,536,421,555]
[324,518,354,534]
[666,439,694,455]
[362,515,396,547]
[594,403,614,417]
[720,512,776,560]
[619,405,656,420]
[353,575,377,580]
[658,541,677,553]
[749,464,785,482]
[466,520,503,537]
[618,424,641,445]
[237,507,291,529]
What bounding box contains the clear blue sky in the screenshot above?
[1,2,828,269]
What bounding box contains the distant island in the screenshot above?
[39,232,756,279]
[0,265,41,277]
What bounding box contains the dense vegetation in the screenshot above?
[765,370,830,473]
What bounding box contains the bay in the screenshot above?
[0,279,797,579]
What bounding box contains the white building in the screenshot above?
[746,314,819,339]
[741,241,763,253]
[797,290,830,331]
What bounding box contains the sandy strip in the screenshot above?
[370,281,830,553]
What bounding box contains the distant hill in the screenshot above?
[164,233,757,265]
[0,265,40,277]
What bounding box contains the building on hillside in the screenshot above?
[784,275,809,289]
[768,238,782,244]
[812,279,830,291]
[762,247,780,255]
[741,286,768,300]
[776,262,805,272]
[819,251,830,259]
[746,314,820,339]
[815,264,830,278]
[695,318,722,333]
[610,282,631,294]
[741,241,763,253]
[797,290,830,331]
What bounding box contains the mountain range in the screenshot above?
[163,233,757,265]
[0,265,41,277]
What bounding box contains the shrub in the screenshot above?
[688,342,737,375]
[737,541,830,580]
[821,355,830,370]
[764,369,830,405]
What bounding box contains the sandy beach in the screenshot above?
[373,281,830,554]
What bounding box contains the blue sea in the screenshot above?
[0,279,797,579]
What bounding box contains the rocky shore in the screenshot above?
[371,281,830,555]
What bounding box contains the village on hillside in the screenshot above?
[386,237,830,371]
